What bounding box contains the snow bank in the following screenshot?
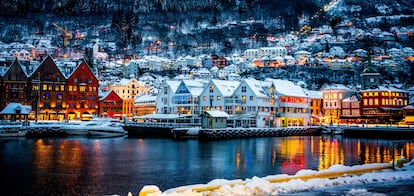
[137,161,414,196]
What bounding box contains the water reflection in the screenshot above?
[1,136,413,195]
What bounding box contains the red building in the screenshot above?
[217,56,227,68]
[66,61,99,120]
[99,90,123,118]
[29,56,67,121]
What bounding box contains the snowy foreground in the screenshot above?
[133,160,414,196]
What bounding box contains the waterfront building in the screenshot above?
[98,90,123,119]
[172,80,206,115]
[199,79,240,113]
[0,60,30,111]
[231,78,272,128]
[109,77,150,119]
[361,86,409,124]
[29,56,67,121]
[340,94,362,124]
[156,80,180,114]
[66,61,99,120]
[360,57,380,90]
[305,90,323,125]
[321,84,354,126]
[133,94,156,116]
[201,110,229,129]
[270,79,311,127]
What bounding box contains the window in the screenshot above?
[80,86,86,92]
[69,86,72,91]
[250,96,253,101]
[73,86,77,91]
[43,84,47,90]
[241,86,246,93]
[241,95,246,102]
[209,85,214,93]
[374,99,378,105]
[203,96,206,101]
[55,85,59,91]
[60,85,64,91]
[217,96,221,100]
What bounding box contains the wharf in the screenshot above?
[342,125,414,139]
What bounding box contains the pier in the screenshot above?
[198,127,320,140]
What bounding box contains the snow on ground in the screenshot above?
[135,160,414,196]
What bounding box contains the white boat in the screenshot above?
[0,122,27,137]
[87,119,126,138]
[61,118,121,136]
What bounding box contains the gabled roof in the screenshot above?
[67,61,97,80]
[30,55,67,79]
[305,90,323,99]
[271,79,307,97]
[182,80,206,96]
[211,79,240,97]
[0,103,32,115]
[3,59,29,78]
[243,78,270,98]
[98,90,121,101]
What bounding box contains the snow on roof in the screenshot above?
[270,79,307,97]
[166,80,181,93]
[321,83,351,91]
[203,110,229,118]
[244,78,270,98]
[134,94,157,103]
[305,90,322,99]
[212,79,240,97]
[361,85,408,93]
[0,103,32,115]
[183,80,206,96]
[118,78,130,86]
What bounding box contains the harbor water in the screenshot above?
[0,136,413,195]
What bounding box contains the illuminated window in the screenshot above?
[48,85,52,91]
[369,99,373,105]
[73,86,77,91]
[32,85,39,91]
[374,99,379,105]
[69,86,72,91]
[374,92,378,96]
[363,92,367,96]
[80,86,86,92]
[368,92,373,96]
[55,85,59,91]
[241,95,246,102]
[93,87,96,92]
[364,99,368,105]
[203,96,206,101]
[217,96,221,100]
[43,84,47,90]
[60,85,64,91]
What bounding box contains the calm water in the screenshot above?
[0,136,413,196]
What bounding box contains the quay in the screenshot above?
[198,127,320,140]
[342,125,414,139]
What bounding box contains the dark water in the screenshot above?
[0,136,413,196]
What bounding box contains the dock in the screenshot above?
[343,126,414,139]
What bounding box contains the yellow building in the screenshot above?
[109,77,150,119]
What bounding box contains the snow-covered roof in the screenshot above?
[244,78,270,98]
[211,79,240,97]
[321,83,351,91]
[203,110,229,118]
[270,79,307,97]
[133,113,192,119]
[305,90,323,99]
[0,103,32,115]
[361,85,408,93]
[134,94,157,103]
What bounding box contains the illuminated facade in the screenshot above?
[99,90,123,118]
[66,61,98,120]
[361,87,409,123]
[29,56,67,121]
[306,90,323,125]
[271,79,311,127]
[321,84,353,125]
[133,94,156,116]
[109,77,150,119]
